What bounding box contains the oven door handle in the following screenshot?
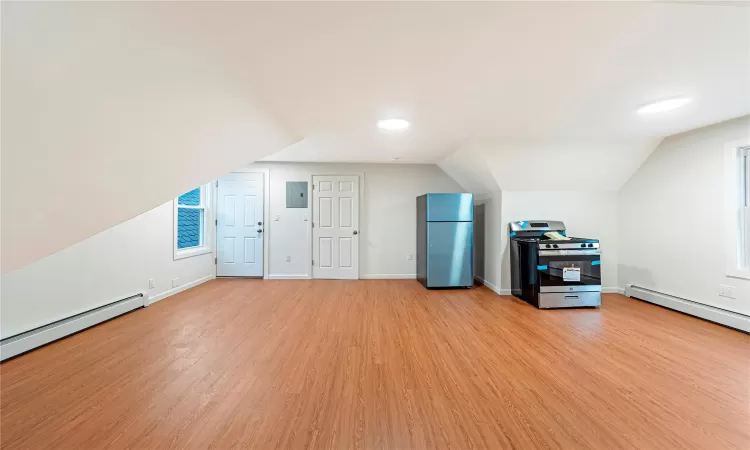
[538,250,601,256]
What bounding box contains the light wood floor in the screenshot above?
[1,280,748,449]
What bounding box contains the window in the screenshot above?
[174,184,211,260]
[740,147,750,270]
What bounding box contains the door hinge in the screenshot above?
[312,259,314,266]
[312,222,315,228]
[214,257,217,265]
[216,181,219,187]
[215,219,218,226]
[312,184,315,190]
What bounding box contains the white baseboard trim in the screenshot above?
[147,274,214,305]
[270,274,418,280]
[474,276,507,295]
[603,287,625,295]
[360,274,417,279]
[1,293,145,361]
[625,284,749,332]
[268,274,310,280]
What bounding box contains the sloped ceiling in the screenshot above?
[2,1,748,272]
[259,1,748,189]
[438,142,502,196]
[439,138,663,192]
[257,1,749,163]
[1,2,297,273]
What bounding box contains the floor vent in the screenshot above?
[1,293,145,361]
[625,285,749,333]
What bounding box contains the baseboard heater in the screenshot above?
[0,293,145,362]
[625,285,749,333]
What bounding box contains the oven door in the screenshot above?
[536,250,601,291]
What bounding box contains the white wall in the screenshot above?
[1,196,216,339]
[618,116,750,315]
[497,191,619,291]
[244,163,463,278]
[473,191,504,291]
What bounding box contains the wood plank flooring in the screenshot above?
[1,279,748,449]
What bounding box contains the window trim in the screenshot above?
[725,142,750,280]
[174,183,212,261]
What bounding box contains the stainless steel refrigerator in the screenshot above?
[416,193,474,288]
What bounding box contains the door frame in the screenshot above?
[214,168,270,279]
[309,172,365,279]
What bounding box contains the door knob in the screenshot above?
[353,230,358,235]
[257,221,262,226]
[257,229,263,233]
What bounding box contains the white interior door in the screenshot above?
[217,173,264,277]
[312,175,359,279]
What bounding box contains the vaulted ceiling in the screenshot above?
[258,1,749,164]
[2,1,748,272]
[1,2,297,273]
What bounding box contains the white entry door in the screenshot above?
[312,175,360,279]
[217,172,264,277]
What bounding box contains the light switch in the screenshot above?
[303,215,309,221]
[274,215,280,222]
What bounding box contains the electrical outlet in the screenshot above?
[148,279,155,289]
[172,278,180,288]
[407,253,414,260]
[286,256,291,262]
[719,285,735,299]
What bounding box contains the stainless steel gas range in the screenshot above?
[509,220,601,309]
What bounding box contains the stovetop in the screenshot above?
[513,237,600,251]
[541,237,599,244]
[513,236,598,244]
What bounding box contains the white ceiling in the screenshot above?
[1,2,297,273]
[439,138,663,192]
[235,1,749,163]
[2,1,749,272]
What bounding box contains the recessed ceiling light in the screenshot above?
[377,118,410,132]
[637,97,692,115]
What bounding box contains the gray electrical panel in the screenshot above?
[286,181,308,208]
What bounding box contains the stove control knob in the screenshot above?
[552,244,559,248]
[588,243,594,248]
[581,243,586,248]
[544,244,550,248]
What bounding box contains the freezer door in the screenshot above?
[426,193,473,222]
[426,222,473,287]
